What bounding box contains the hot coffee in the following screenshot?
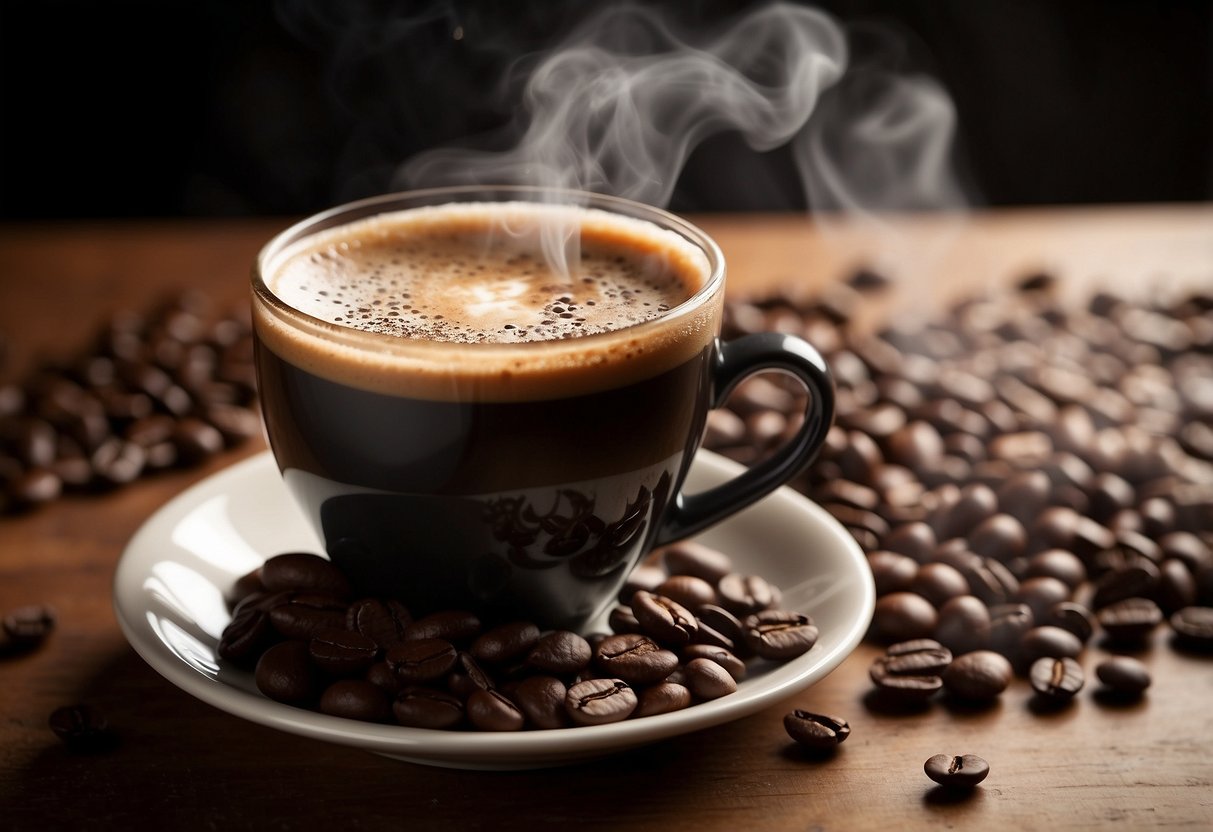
[252,189,833,630]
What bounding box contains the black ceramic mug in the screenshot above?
[252,186,834,629]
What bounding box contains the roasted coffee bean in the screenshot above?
[594,633,679,685]
[403,610,481,643]
[268,593,347,639]
[695,604,744,645]
[661,540,734,583]
[635,681,693,718]
[6,468,62,508]
[1045,602,1096,644]
[934,483,998,540]
[884,639,952,675]
[867,550,917,596]
[319,680,392,722]
[988,603,1034,658]
[171,417,223,464]
[997,471,1053,525]
[467,689,525,731]
[48,704,116,751]
[347,598,412,650]
[1013,576,1072,622]
[471,621,541,666]
[90,437,145,486]
[565,678,637,726]
[934,595,991,655]
[365,661,403,695]
[655,575,717,610]
[526,630,592,675]
[608,604,641,634]
[942,650,1013,700]
[217,605,277,667]
[386,638,459,683]
[256,640,320,705]
[619,564,665,603]
[869,657,942,701]
[631,590,698,645]
[2,603,56,649]
[1098,597,1163,642]
[682,644,746,682]
[513,676,570,729]
[261,552,352,599]
[393,687,464,729]
[961,558,1019,606]
[784,710,850,750]
[1091,560,1160,610]
[870,592,937,643]
[1169,606,1213,649]
[1029,656,1085,701]
[309,629,379,675]
[742,610,819,659]
[1095,656,1151,696]
[1019,626,1084,665]
[684,657,739,699]
[881,522,937,562]
[1024,549,1087,589]
[909,563,970,607]
[1156,559,1198,614]
[924,754,990,788]
[716,574,780,615]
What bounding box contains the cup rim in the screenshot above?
[251,185,725,358]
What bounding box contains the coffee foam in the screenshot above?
[254,202,720,402]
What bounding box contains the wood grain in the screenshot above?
[2,207,1212,830]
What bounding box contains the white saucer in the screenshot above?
[114,450,873,770]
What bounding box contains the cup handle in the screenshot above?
[653,333,835,547]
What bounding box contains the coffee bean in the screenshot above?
[1095,656,1151,696]
[1013,576,1071,622]
[961,558,1019,607]
[635,681,693,718]
[261,552,352,599]
[742,610,819,659]
[268,593,347,640]
[608,604,641,634]
[526,630,592,675]
[1019,625,1084,665]
[969,513,1028,562]
[403,610,481,644]
[171,417,224,464]
[565,678,637,726]
[594,633,679,685]
[467,689,525,731]
[684,657,739,700]
[1024,549,1087,589]
[309,629,379,675]
[988,603,1034,658]
[869,657,942,702]
[365,661,403,695]
[716,574,781,616]
[347,598,412,650]
[1169,606,1213,649]
[256,640,320,705]
[513,676,570,729]
[867,550,918,596]
[882,522,937,562]
[884,639,952,675]
[655,574,718,610]
[48,704,116,751]
[218,605,278,667]
[1091,559,1160,610]
[319,680,392,722]
[695,604,744,645]
[6,468,62,508]
[2,603,56,649]
[619,564,665,603]
[661,540,734,583]
[934,483,998,540]
[471,621,541,666]
[870,592,937,642]
[1098,597,1163,643]
[909,562,970,607]
[942,650,1013,700]
[682,644,747,682]
[1029,656,1085,701]
[386,638,459,683]
[90,437,146,486]
[1044,601,1096,644]
[934,595,991,655]
[924,754,990,787]
[631,590,698,646]
[393,687,464,729]
[784,711,850,750]
[1156,559,1198,614]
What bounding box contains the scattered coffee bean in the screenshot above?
[2,603,56,651]
[870,592,937,642]
[1098,597,1163,643]
[924,754,990,788]
[941,650,1013,701]
[934,595,991,656]
[1029,656,1085,701]
[883,639,952,675]
[869,656,943,703]
[1095,656,1151,696]
[1169,606,1213,649]
[48,704,116,751]
[784,710,850,750]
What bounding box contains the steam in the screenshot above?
[393,2,969,275]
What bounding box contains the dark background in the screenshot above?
[1,0,1210,219]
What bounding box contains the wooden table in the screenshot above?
[2,207,1212,830]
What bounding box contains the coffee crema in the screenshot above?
[254,202,718,402]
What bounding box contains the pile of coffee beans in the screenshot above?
[219,546,818,731]
[0,292,261,514]
[708,277,1213,682]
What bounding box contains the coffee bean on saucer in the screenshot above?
[309,629,379,675]
[347,598,412,650]
[655,575,718,609]
[631,591,698,646]
[635,681,693,718]
[1094,656,1151,697]
[1169,606,1213,649]
[526,630,592,675]
[716,573,781,615]
[392,687,464,729]
[268,593,347,640]
[924,754,990,788]
[784,711,850,751]
[48,704,116,752]
[403,610,481,644]
[467,689,525,731]
[941,650,1013,701]
[683,656,739,700]
[661,541,734,583]
[682,644,747,682]
[261,552,352,599]
[513,676,570,729]
[741,610,818,659]
[565,678,637,726]
[256,640,320,705]
[319,680,392,722]
[594,633,679,686]
[385,638,459,684]
[471,621,541,666]
[1029,656,1085,702]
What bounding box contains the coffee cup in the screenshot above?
[251,186,834,630]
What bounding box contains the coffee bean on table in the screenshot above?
[934,595,991,656]
[1098,597,1163,643]
[1044,601,1096,644]
[869,657,943,703]
[48,704,116,751]
[1013,576,1071,623]
[988,603,1034,658]
[742,610,819,659]
[1019,625,1083,665]
[909,563,969,608]
[870,592,937,643]
[1029,656,1085,702]
[319,680,392,722]
[2,603,56,651]
[565,678,638,726]
[867,550,917,595]
[784,711,850,750]
[1095,656,1151,697]
[924,754,990,788]
[1024,549,1087,590]
[941,650,1013,701]
[1169,606,1213,649]
[883,639,952,675]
